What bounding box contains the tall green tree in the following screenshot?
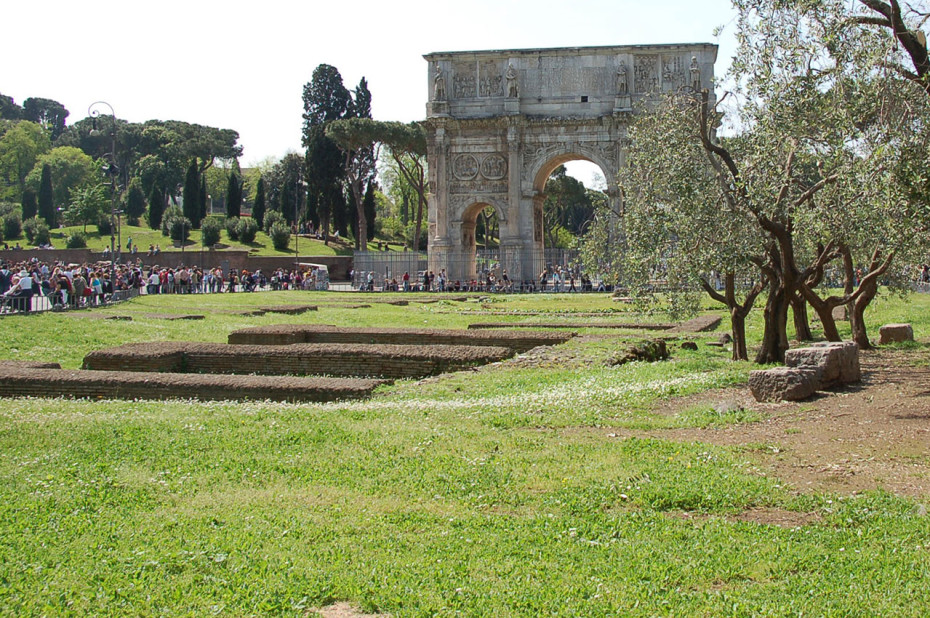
[363,180,377,242]
[0,120,51,200]
[22,97,69,141]
[182,159,201,228]
[37,163,54,227]
[0,93,22,120]
[199,174,207,223]
[252,176,266,228]
[148,184,164,230]
[25,146,96,211]
[125,178,146,224]
[226,171,242,219]
[21,188,37,220]
[302,64,352,244]
[331,119,427,250]
[66,184,107,232]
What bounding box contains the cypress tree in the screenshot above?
[38,164,55,227]
[21,188,37,220]
[226,173,242,219]
[199,174,207,227]
[182,159,200,226]
[363,180,376,242]
[126,179,146,224]
[148,185,164,230]
[252,177,266,228]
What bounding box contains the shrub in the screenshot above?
[225,216,240,241]
[96,215,113,236]
[167,216,192,242]
[201,217,222,247]
[23,217,38,243]
[161,206,184,236]
[66,232,87,249]
[269,222,291,251]
[236,217,258,243]
[33,221,50,246]
[4,214,22,241]
[263,209,284,234]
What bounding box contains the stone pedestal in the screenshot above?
[504,99,520,115]
[614,95,632,112]
[879,323,914,344]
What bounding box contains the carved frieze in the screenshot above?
[662,56,685,91]
[479,61,504,97]
[634,55,658,93]
[450,153,508,191]
[480,154,508,180]
[453,62,476,98]
[452,154,479,180]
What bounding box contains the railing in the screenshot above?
[1,286,141,316]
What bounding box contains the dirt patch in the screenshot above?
[309,602,388,617]
[640,347,930,497]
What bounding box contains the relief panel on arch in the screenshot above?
[449,153,508,194]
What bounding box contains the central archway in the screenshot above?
[423,43,717,284]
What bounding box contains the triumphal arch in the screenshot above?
[423,43,717,283]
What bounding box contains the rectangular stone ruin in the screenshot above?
[227,325,574,354]
[0,366,384,403]
[83,341,515,380]
[879,323,914,345]
[750,341,861,402]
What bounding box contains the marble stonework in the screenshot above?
[423,44,717,282]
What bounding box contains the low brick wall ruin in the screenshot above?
[227,325,574,353]
[0,367,384,403]
[83,341,514,379]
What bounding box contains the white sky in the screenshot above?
[3,0,737,182]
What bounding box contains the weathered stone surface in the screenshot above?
[831,305,849,321]
[879,323,914,345]
[749,367,822,402]
[84,341,516,380]
[229,325,572,353]
[785,341,861,387]
[680,341,698,351]
[717,333,733,344]
[606,339,669,366]
[0,367,384,403]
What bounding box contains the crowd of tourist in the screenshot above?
[360,264,601,294]
[0,257,329,314]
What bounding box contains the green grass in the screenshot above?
[0,292,928,615]
[47,221,354,256]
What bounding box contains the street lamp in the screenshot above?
[88,101,120,293]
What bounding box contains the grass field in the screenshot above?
[0,291,927,615]
[46,221,355,257]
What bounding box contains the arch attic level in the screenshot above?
[423,43,718,283]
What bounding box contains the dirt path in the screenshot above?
[644,347,930,498]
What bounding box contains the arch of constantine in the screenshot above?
[423,43,717,283]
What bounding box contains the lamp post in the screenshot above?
[88,101,119,292]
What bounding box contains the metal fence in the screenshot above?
[350,248,593,292]
[1,286,142,316]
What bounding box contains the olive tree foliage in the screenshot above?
[607,93,770,361]
[582,0,930,362]
[726,0,930,357]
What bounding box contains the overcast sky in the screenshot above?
[3,0,737,170]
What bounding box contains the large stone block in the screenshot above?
[749,367,822,402]
[785,341,860,386]
[879,323,914,345]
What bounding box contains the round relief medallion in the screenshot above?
[480,154,507,180]
[452,154,479,180]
